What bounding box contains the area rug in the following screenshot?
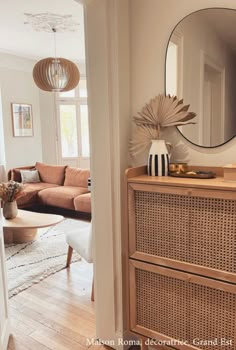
[5,218,90,298]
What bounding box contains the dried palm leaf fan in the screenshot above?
[134,94,196,133]
[33,28,80,92]
[129,94,196,158]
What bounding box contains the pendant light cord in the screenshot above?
[52,27,57,59]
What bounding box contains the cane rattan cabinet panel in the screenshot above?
[126,170,236,350]
[128,182,236,283]
[130,260,236,350]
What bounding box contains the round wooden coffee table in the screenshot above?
[2,210,64,244]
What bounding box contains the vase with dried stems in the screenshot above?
[129,94,196,176]
[0,181,24,219]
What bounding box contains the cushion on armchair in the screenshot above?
[66,224,93,263]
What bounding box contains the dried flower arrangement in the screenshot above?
[0,181,24,202]
[129,94,196,158]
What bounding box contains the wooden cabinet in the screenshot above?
[126,167,236,350]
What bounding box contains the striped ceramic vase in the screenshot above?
[148,139,170,176]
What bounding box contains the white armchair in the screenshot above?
[65,223,94,301]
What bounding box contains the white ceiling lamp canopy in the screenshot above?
[25,12,80,92]
[24,12,79,33]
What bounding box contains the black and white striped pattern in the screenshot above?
[148,153,169,176]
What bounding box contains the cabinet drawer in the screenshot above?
[129,259,236,350]
[128,185,236,283]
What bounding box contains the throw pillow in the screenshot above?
[20,170,41,184]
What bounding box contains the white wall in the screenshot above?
[39,91,58,165]
[130,0,236,166]
[0,53,42,172]
[0,90,6,181]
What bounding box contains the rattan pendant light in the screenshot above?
[33,28,80,92]
[33,56,80,92]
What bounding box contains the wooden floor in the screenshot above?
[7,260,104,350]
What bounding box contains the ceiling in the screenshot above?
[0,0,85,62]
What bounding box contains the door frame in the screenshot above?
[79,0,131,347]
[0,224,10,350]
[199,50,225,145]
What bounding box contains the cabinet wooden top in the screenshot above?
[126,166,236,192]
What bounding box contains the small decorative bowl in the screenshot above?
[169,162,188,174]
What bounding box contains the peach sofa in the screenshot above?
[8,162,91,218]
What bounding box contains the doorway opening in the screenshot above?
[0,1,96,349]
[166,31,183,98]
[200,53,225,146]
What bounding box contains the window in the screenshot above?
[59,90,76,98]
[56,78,89,159]
[80,105,90,157]
[79,79,87,98]
[59,105,78,158]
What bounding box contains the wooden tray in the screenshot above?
[169,171,216,179]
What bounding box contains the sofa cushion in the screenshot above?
[16,188,39,207]
[74,193,91,213]
[35,162,67,185]
[64,167,90,188]
[16,183,59,207]
[38,186,89,210]
[25,183,60,191]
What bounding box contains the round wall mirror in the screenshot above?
[165,8,236,148]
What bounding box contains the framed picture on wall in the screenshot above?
[11,103,33,137]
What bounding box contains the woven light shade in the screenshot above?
[33,57,80,92]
